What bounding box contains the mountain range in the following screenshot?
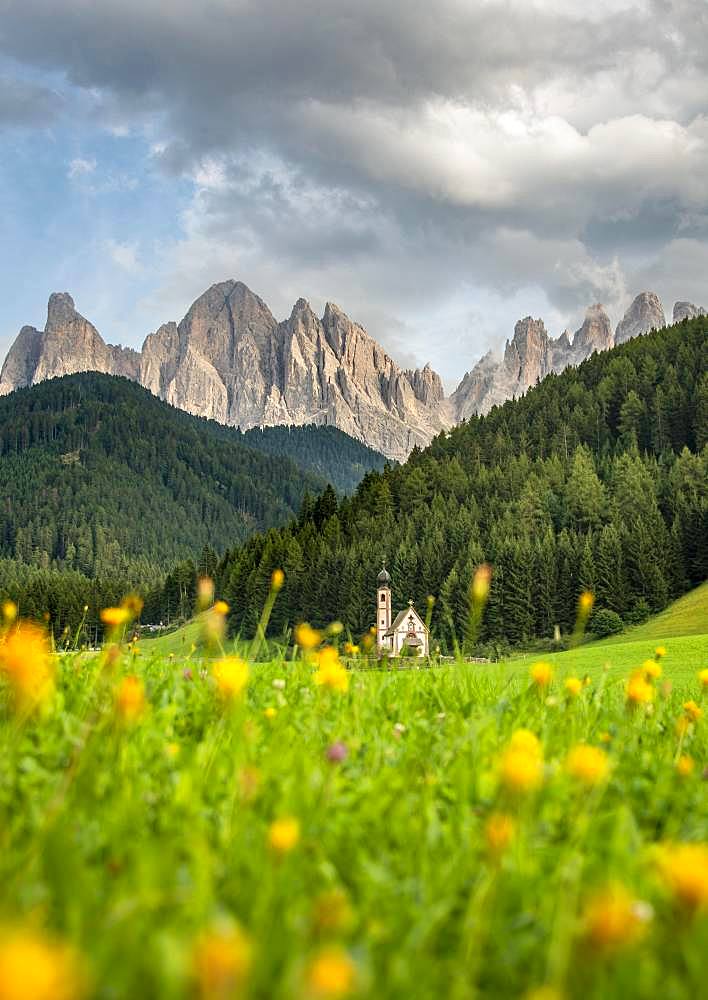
[1,283,704,460]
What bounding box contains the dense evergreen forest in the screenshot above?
[240,424,389,494]
[206,315,707,652]
[1,318,705,647]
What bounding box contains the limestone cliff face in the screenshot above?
[0,293,139,396]
[2,283,698,458]
[449,304,614,421]
[615,292,666,344]
[673,301,706,323]
[0,281,449,461]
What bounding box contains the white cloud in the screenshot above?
[105,239,140,273]
[67,156,97,179]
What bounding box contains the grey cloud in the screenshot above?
[0,75,62,126]
[1,0,707,377]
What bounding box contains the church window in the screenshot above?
[380,594,385,603]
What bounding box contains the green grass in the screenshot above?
[1,613,708,1000]
[605,582,708,642]
[505,632,708,685]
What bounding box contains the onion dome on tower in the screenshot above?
[377,565,391,587]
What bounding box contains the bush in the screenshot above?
[623,599,651,626]
[588,608,624,637]
[588,608,624,638]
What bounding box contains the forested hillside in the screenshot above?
[241,424,389,494]
[0,373,323,580]
[211,315,707,650]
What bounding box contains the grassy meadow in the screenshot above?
[1,588,707,1000]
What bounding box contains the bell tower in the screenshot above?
[376,564,392,650]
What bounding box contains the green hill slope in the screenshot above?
[241,424,389,494]
[604,579,708,642]
[210,315,707,643]
[0,373,324,578]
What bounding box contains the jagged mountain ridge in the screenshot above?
[1,284,702,459]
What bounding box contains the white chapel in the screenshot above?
[376,566,430,658]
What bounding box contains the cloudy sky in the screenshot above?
[1,0,707,385]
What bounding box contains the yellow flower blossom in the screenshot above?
[655,645,667,659]
[578,591,594,614]
[564,677,583,697]
[510,729,542,756]
[213,657,249,701]
[581,883,650,952]
[295,622,322,650]
[313,648,349,693]
[676,755,694,777]
[1,600,17,624]
[306,947,356,998]
[499,747,544,795]
[565,744,610,787]
[115,675,146,723]
[698,668,708,688]
[485,812,515,857]
[268,817,300,855]
[656,843,708,912]
[626,671,654,705]
[471,563,492,603]
[0,926,84,1000]
[100,606,130,628]
[212,600,230,616]
[643,659,662,680]
[683,700,702,722]
[263,706,277,720]
[192,924,252,999]
[271,569,285,591]
[0,621,55,713]
[530,661,553,688]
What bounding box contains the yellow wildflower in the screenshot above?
[295,622,322,650]
[655,645,667,659]
[698,668,708,688]
[268,817,300,855]
[485,812,515,857]
[271,568,285,591]
[264,706,277,720]
[643,659,662,680]
[510,728,542,756]
[656,843,708,912]
[306,947,356,998]
[471,563,492,603]
[213,657,249,700]
[564,677,583,697]
[676,755,694,777]
[0,621,55,713]
[115,676,146,723]
[313,648,349,693]
[683,700,702,722]
[530,661,553,688]
[499,750,543,794]
[626,671,654,705]
[100,606,130,628]
[192,924,252,999]
[0,926,84,1000]
[578,591,594,615]
[213,600,230,616]
[565,744,610,787]
[1,600,17,624]
[582,883,650,952]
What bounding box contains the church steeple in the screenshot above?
[376,563,392,650]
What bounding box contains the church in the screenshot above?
[376,566,430,657]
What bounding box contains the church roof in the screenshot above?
[377,565,391,586]
[384,604,429,636]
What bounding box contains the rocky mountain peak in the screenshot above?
[572,304,613,354]
[46,292,77,328]
[615,291,666,344]
[673,301,706,323]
